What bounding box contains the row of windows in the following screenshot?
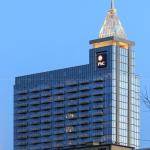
[15,96,105,107]
[15,103,104,116]
[15,131,113,140]
[15,136,111,149]
[15,114,104,122]
[16,113,104,122]
[15,78,105,95]
[15,89,105,102]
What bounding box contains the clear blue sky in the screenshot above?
[0,0,150,149]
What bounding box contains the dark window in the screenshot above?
[98,148,107,150]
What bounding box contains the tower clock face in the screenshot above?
[97,53,107,68]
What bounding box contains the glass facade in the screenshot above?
[111,44,140,148]
[14,37,140,150]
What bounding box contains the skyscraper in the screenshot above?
[14,0,140,150]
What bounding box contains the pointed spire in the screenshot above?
[111,0,115,10]
[99,0,127,39]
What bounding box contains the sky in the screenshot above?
[0,0,150,149]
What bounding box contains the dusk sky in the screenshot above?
[0,0,150,149]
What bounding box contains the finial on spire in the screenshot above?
[111,0,115,9]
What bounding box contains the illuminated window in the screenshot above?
[66,113,75,119]
[66,126,74,133]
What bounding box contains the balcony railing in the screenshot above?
[16,95,28,101]
[29,112,40,118]
[54,83,64,89]
[93,96,104,103]
[41,97,52,104]
[29,145,42,150]
[66,140,77,146]
[41,137,52,143]
[93,117,103,123]
[78,138,91,144]
[79,132,90,138]
[53,89,64,95]
[28,138,41,144]
[41,85,52,91]
[79,80,90,85]
[79,112,90,118]
[15,102,28,107]
[92,110,103,116]
[66,134,77,140]
[92,131,103,137]
[29,132,40,138]
[79,98,90,105]
[92,83,104,89]
[66,81,78,86]
[16,108,28,114]
[15,90,28,95]
[16,127,28,133]
[29,99,40,105]
[93,137,104,143]
[53,129,65,135]
[28,119,40,125]
[79,85,90,91]
[16,115,28,120]
[79,92,90,98]
[41,130,51,136]
[54,116,64,122]
[53,102,64,108]
[29,87,41,93]
[67,87,78,93]
[79,118,90,125]
[67,100,78,106]
[16,121,28,127]
[54,122,64,128]
[41,104,52,110]
[53,109,64,115]
[16,134,28,140]
[41,117,52,123]
[66,94,78,100]
[53,143,64,148]
[29,125,41,131]
[16,140,27,146]
[29,106,40,112]
[67,107,78,113]
[54,95,64,101]
[92,104,104,110]
[92,124,103,130]
[78,125,90,131]
[41,91,51,97]
[92,90,104,96]
[29,93,41,99]
[41,110,51,117]
[79,105,90,111]
[41,124,51,130]
[66,120,78,126]
[41,144,52,150]
[93,77,104,83]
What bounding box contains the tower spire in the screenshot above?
[99,0,127,39]
[111,0,115,10]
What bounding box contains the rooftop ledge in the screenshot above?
[89,36,135,49]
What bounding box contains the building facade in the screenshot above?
[14,1,140,150]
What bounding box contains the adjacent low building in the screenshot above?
[136,148,150,150]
